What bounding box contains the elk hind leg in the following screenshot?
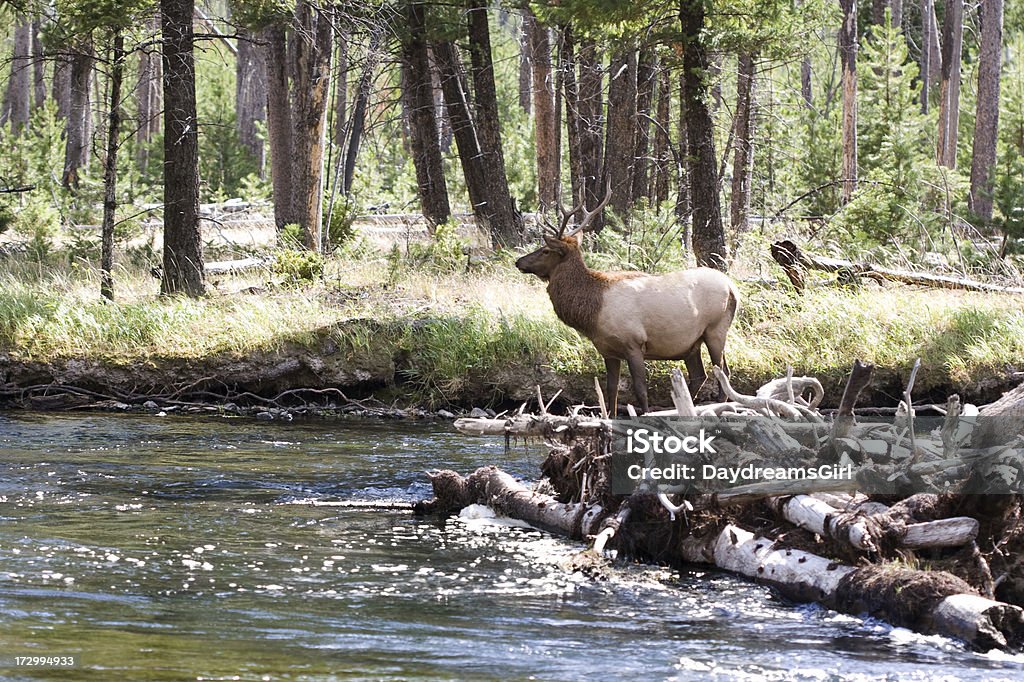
[683,346,707,399]
[625,351,649,414]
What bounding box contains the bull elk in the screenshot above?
[515,190,739,415]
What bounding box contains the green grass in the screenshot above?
[0,246,1022,405]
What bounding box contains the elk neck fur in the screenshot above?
[543,239,643,337]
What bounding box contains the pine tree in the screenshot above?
[841,9,933,243]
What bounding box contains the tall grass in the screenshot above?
[1,249,1022,402]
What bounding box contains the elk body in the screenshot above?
[515,199,739,414]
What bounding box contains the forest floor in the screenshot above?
[1,235,1023,414]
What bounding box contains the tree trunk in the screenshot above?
[402,0,451,229]
[632,48,656,204]
[968,0,1002,223]
[53,54,70,121]
[920,0,933,113]
[466,0,523,247]
[263,24,295,230]
[136,26,162,175]
[432,40,489,225]
[839,0,858,204]
[937,0,963,169]
[730,52,757,248]
[101,33,124,302]
[563,27,583,210]
[161,0,205,297]
[680,0,726,270]
[342,41,378,197]
[236,28,268,173]
[528,9,558,211]
[518,10,532,114]
[1,18,33,132]
[796,0,812,108]
[31,20,45,110]
[63,41,95,189]
[333,33,348,151]
[651,67,671,204]
[604,49,637,221]
[290,0,333,251]
[577,38,604,225]
[675,69,690,223]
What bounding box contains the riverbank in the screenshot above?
[2,247,1023,413]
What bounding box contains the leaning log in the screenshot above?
[771,239,1024,294]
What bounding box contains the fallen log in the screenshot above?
[205,257,266,275]
[771,239,1024,294]
[453,414,605,438]
[680,523,1024,650]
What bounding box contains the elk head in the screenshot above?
[515,183,612,281]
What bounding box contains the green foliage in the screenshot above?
[993,149,1024,248]
[832,11,955,250]
[273,248,325,283]
[196,55,259,201]
[0,202,14,235]
[322,194,357,252]
[406,219,468,273]
[587,201,686,273]
[279,223,305,248]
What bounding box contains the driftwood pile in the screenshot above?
[416,361,1024,652]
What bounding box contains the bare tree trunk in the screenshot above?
[651,67,670,204]
[920,0,933,113]
[161,0,205,297]
[632,48,656,204]
[968,0,1002,223]
[290,0,333,251]
[466,0,523,247]
[53,54,70,121]
[263,24,295,230]
[333,33,348,151]
[562,26,583,210]
[63,41,94,189]
[433,39,489,223]
[236,28,268,173]
[604,48,637,221]
[136,29,162,175]
[839,0,858,204]
[796,0,812,108]
[892,0,903,27]
[342,49,376,196]
[528,9,558,211]
[730,52,757,247]
[31,20,45,110]
[100,33,124,302]
[402,0,451,229]
[518,10,532,114]
[577,38,604,225]
[2,18,33,132]
[680,0,726,269]
[675,69,690,224]
[927,1,941,86]
[937,0,963,169]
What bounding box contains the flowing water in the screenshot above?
[1,412,1023,681]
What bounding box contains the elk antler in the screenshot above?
[561,178,613,240]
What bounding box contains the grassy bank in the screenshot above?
[1,246,1023,408]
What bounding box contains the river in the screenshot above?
[1,412,1022,681]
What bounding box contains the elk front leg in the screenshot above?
[604,357,621,416]
[625,351,649,414]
